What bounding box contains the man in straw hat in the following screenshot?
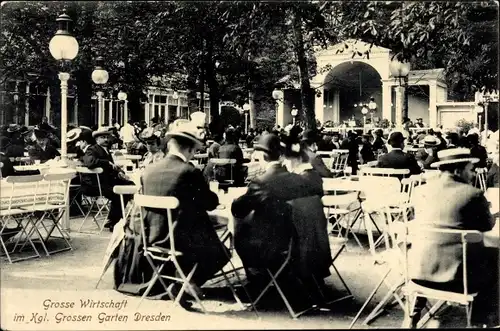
[132,121,229,308]
[408,148,498,327]
[377,131,421,177]
[81,127,134,230]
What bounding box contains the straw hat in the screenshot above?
[92,126,114,138]
[165,121,203,148]
[430,148,479,168]
[67,128,82,143]
[7,124,21,133]
[423,135,439,148]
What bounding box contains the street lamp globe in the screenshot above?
[172,91,179,100]
[49,11,79,61]
[291,107,298,117]
[368,97,377,111]
[91,57,109,85]
[242,103,251,112]
[272,90,282,100]
[361,106,369,115]
[117,91,127,101]
[389,58,411,78]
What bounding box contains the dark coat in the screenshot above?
[27,144,60,163]
[5,144,25,158]
[372,137,387,154]
[377,149,421,177]
[409,173,494,291]
[0,153,15,178]
[341,138,359,174]
[81,144,117,190]
[204,143,245,185]
[470,145,488,168]
[288,168,331,279]
[360,142,375,164]
[306,149,333,178]
[231,163,323,268]
[141,154,229,285]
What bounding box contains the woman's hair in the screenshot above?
[281,130,309,162]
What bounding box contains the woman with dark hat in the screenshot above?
[360,134,375,164]
[281,128,333,305]
[27,128,60,163]
[5,124,26,158]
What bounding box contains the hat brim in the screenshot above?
[165,131,202,148]
[431,157,479,168]
[92,131,113,138]
[67,129,82,143]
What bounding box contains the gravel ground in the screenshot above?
[1,217,470,330]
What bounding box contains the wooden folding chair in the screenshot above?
[75,166,110,232]
[328,150,350,177]
[211,158,237,186]
[19,171,75,256]
[401,226,482,328]
[360,167,410,178]
[134,194,206,312]
[322,192,363,248]
[0,175,43,263]
[475,167,487,192]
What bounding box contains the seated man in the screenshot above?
[377,131,421,177]
[415,135,440,170]
[81,127,134,230]
[231,133,326,311]
[138,122,229,308]
[0,136,15,178]
[27,128,60,163]
[409,148,498,327]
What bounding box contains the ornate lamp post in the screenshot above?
[91,56,109,127]
[243,103,250,134]
[389,58,411,126]
[291,106,299,126]
[361,105,369,133]
[49,10,79,160]
[272,90,282,127]
[117,91,128,125]
[475,89,498,143]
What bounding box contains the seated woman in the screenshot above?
[282,131,333,305]
[139,128,165,168]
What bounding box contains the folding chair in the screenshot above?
[134,194,206,312]
[475,167,487,192]
[322,192,363,248]
[401,226,482,328]
[1,175,44,263]
[359,167,410,178]
[76,166,110,232]
[330,150,350,177]
[211,158,237,186]
[19,171,75,256]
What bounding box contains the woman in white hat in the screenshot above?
[409,148,497,327]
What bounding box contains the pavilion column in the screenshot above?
[333,90,340,123]
[395,86,405,127]
[73,88,78,126]
[428,83,438,128]
[382,81,392,122]
[24,82,30,126]
[124,100,128,124]
[108,98,113,125]
[274,90,285,128]
[314,86,324,125]
[45,87,51,120]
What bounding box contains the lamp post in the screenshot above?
[243,103,250,134]
[272,90,282,127]
[172,91,180,118]
[389,58,410,126]
[91,56,109,127]
[117,91,127,125]
[361,105,369,133]
[475,89,497,143]
[291,106,299,126]
[49,10,79,161]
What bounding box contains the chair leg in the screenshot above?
[362,277,404,325]
[137,261,166,309]
[465,301,473,328]
[417,300,446,328]
[402,294,418,328]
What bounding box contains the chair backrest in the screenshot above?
[360,167,410,177]
[113,185,141,222]
[475,167,487,192]
[76,166,104,196]
[211,158,237,165]
[322,177,362,194]
[41,172,76,207]
[322,191,359,207]
[401,174,426,203]
[134,194,179,252]
[359,175,402,201]
[330,150,350,172]
[4,174,44,210]
[403,223,483,296]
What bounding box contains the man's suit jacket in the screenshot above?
[305,149,333,178]
[377,149,421,176]
[141,154,228,267]
[409,173,494,289]
[27,144,60,163]
[470,145,488,168]
[0,153,15,178]
[415,148,438,170]
[81,144,116,190]
[231,163,323,267]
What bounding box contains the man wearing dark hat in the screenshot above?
[27,128,60,163]
[376,131,421,177]
[132,122,229,308]
[231,133,327,310]
[302,129,333,177]
[415,135,440,170]
[0,136,15,178]
[6,124,27,158]
[408,148,498,327]
[81,127,133,230]
[415,117,425,128]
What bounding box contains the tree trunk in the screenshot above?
[75,70,93,127]
[292,11,316,130]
